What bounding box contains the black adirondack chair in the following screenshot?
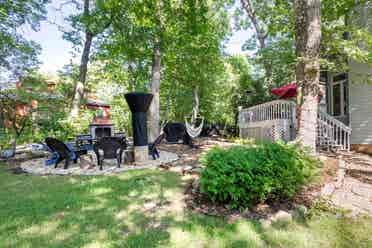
[149,133,165,160]
[45,137,87,169]
[163,122,193,147]
[93,137,127,170]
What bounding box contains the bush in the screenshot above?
[199,142,320,208]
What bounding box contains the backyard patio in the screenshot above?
[2,137,372,248]
[1,0,372,247]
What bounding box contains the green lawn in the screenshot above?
[1,166,372,248]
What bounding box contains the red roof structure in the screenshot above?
[85,98,112,126]
[271,82,297,99]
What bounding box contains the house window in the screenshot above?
[343,83,348,115]
[330,73,348,117]
[333,83,341,116]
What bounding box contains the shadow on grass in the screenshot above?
[1,166,372,248]
[1,167,253,247]
[0,168,182,247]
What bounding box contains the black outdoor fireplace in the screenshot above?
[124,92,153,162]
[90,124,113,139]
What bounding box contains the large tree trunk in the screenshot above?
[70,0,93,119]
[192,85,199,124]
[147,0,163,143]
[294,0,321,153]
[147,42,161,142]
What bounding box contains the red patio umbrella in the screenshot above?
[271,82,297,99]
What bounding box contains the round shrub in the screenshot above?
[199,142,319,208]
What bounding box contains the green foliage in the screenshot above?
[0,72,78,149]
[236,0,371,88]
[84,0,234,127]
[0,0,48,79]
[200,142,320,208]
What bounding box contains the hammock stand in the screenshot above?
[185,115,204,138]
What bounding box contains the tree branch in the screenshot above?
[240,0,267,49]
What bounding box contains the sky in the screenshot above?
[21,0,252,76]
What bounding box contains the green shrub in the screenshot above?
[199,142,320,208]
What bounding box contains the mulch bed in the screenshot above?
[183,179,296,221]
[159,138,341,220]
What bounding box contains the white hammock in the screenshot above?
[185,117,204,138]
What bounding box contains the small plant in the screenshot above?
[199,142,320,208]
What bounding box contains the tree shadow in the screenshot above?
[2,166,370,248]
[0,168,182,247]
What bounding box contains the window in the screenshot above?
[333,73,347,81]
[333,83,341,116]
[343,83,348,115]
[330,73,348,117]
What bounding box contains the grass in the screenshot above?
[1,165,372,248]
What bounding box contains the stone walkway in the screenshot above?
[321,151,372,216]
[20,150,179,176]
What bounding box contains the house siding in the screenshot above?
[349,60,372,144]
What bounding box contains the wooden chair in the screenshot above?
[45,137,87,169]
[93,137,127,170]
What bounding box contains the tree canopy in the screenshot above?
[0,0,48,82]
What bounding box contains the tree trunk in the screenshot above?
[240,0,272,86]
[294,0,321,153]
[9,138,16,158]
[192,85,200,124]
[70,0,93,119]
[164,81,173,122]
[128,62,137,91]
[147,0,163,143]
[147,42,161,143]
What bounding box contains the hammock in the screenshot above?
[185,115,204,138]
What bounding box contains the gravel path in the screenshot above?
[20,150,179,176]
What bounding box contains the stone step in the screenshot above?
[347,169,372,184]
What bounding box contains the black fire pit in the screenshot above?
[124,92,153,162]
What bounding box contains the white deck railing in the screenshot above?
[239,100,296,125]
[317,110,351,151]
[239,100,351,151]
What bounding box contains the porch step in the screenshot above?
[332,150,372,184]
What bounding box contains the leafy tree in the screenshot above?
[98,0,232,141]
[63,0,112,118]
[0,74,53,155]
[0,0,48,81]
[238,0,293,88]
[237,0,371,90]
[162,0,230,123]
[96,0,167,141]
[321,0,372,71]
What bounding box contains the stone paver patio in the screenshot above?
[321,151,372,216]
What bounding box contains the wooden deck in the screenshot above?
[238,100,351,151]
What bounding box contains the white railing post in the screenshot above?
[316,110,351,151]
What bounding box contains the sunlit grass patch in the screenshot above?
[0,165,372,248]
